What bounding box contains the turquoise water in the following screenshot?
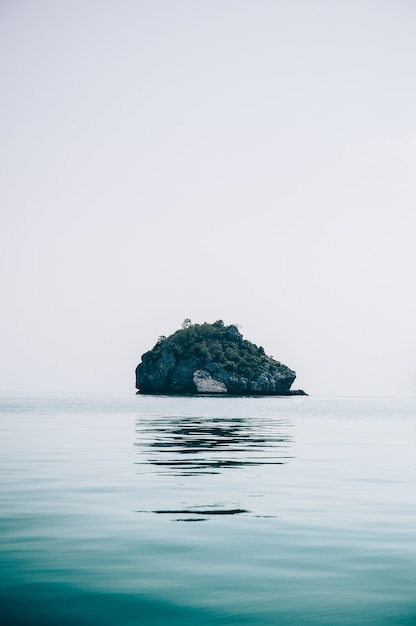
[1,395,416,625]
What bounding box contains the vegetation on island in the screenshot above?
[148,319,287,380]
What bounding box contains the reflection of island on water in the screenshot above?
[135,415,294,476]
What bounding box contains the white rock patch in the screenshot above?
[193,369,227,393]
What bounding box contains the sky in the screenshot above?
[1,0,415,396]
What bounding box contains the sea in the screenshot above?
[1,394,416,626]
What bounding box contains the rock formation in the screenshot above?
[135,320,307,396]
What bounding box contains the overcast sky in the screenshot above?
[1,0,415,396]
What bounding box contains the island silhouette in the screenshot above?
[136,319,306,396]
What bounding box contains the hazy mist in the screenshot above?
[1,0,415,396]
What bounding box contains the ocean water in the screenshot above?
[1,394,416,626]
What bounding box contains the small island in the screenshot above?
[136,320,307,396]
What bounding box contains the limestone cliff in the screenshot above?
[135,320,306,396]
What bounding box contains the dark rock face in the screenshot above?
[136,321,304,396]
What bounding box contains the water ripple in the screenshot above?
[134,412,294,519]
[135,415,294,476]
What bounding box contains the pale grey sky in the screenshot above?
[1,0,415,396]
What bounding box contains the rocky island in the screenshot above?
[136,320,306,396]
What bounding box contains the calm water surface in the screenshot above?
[1,395,416,625]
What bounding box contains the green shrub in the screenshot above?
[147,321,288,379]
